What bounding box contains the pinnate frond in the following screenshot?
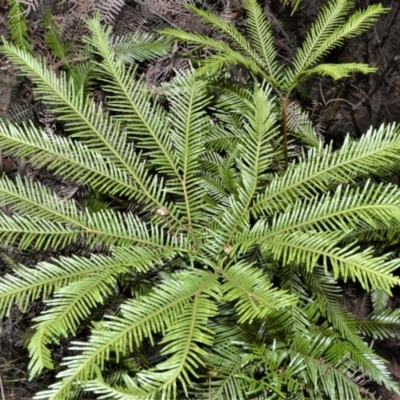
[221,261,297,324]
[251,123,400,215]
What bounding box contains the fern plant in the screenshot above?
[162,0,387,165]
[0,5,400,400]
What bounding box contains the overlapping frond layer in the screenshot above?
[323,339,399,393]
[208,84,279,249]
[29,272,121,378]
[29,246,175,378]
[69,62,97,96]
[35,270,218,399]
[1,42,169,213]
[221,261,297,323]
[289,335,360,399]
[0,120,145,199]
[303,265,366,347]
[251,123,400,215]
[85,18,179,177]
[205,343,250,400]
[0,175,81,223]
[166,73,210,227]
[0,4,398,398]
[84,210,185,248]
[160,29,265,79]
[0,174,182,249]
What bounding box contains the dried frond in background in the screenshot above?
[95,0,125,24]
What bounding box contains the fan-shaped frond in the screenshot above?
[288,1,386,89]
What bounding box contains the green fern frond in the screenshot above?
[0,175,182,249]
[28,272,121,378]
[265,182,400,236]
[288,2,386,89]
[325,338,400,394]
[28,246,175,378]
[0,120,144,201]
[35,270,218,399]
[111,31,171,63]
[243,0,283,84]
[221,261,297,324]
[263,230,400,291]
[68,61,97,96]
[302,265,363,346]
[42,10,71,60]
[299,62,376,81]
[0,41,181,221]
[357,309,400,340]
[7,0,33,53]
[0,213,80,250]
[290,334,360,399]
[251,123,400,215]
[371,288,390,312]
